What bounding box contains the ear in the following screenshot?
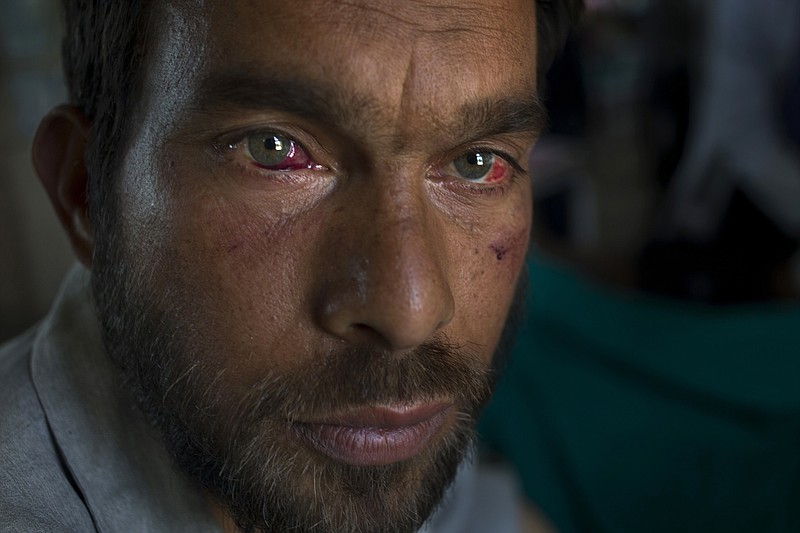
[32,105,94,268]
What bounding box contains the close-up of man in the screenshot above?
[0,1,582,532]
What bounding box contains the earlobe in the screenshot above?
[32,105,94,268]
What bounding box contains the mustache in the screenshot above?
[222,338,496,425]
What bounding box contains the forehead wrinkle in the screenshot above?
[329,0,536,69]
[324,0,525,39]
[390,36,542,151]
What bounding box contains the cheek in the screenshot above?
[146,192,325,378]
[488,225,530,273]
[451,206,531,354]
[480,194,532,285]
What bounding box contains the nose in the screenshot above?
[315,184,455,351]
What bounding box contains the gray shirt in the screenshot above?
[0,266,522,532]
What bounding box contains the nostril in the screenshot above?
[348,323,388,345]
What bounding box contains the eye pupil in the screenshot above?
[248,133,292,167]
[265,136,283,152]
[454,151,494,181]
[469,153,485,167]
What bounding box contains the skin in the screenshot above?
[34,0,542,530]
[112,0,541,395]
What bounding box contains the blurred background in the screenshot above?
[529,0,800,302]
[1,0,800,531]
[479,1,800,532]
[0,0,71,342]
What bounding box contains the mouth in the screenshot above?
[291,401,454,467]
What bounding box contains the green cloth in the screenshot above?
[479,253,800,533]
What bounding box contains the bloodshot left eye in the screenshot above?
[243,132,315,171]
[452,151,508,184]
[248,133,290,166]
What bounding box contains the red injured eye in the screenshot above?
[244,132,316,170]
[451,151,510,184]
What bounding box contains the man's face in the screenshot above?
[93,1,540,531]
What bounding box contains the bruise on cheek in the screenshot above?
[490,244,509,261]
[488,227,529,266]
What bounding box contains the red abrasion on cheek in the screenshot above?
[488,229,529,265]
[490,244,509,261]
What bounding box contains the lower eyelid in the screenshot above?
[227,160,332,188]
[457,180,512,197]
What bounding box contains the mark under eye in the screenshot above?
[241,132,317,171]
[451,150,510,184]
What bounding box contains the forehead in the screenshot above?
[143,0,538,132]
[203,0,536,84]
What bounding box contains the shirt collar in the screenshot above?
[30,264,219,533]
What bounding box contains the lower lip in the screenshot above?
[292,405,453,467]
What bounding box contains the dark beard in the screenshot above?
[90,222,523,533]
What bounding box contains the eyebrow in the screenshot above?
[190,69,547,142]
[454,93,547,141]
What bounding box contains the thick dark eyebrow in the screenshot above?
[190,70,381,130]
[453,94,547,142]
[190,69,546,142]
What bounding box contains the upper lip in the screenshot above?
[298,401,454,429]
